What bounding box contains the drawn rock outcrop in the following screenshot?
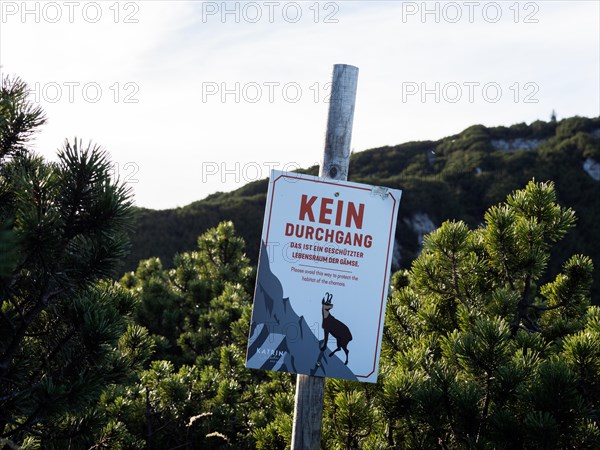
[246,242,357,381]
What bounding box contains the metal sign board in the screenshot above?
[245,170,401,383]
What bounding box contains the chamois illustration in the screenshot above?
[319,292,353,365]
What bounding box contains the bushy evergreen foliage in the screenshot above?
[374,181,597,448]
[103,221,294,449]
[0,76,142,448]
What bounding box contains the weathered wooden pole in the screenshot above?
[290,63,359,450]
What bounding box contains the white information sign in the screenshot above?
[245,170,401,383]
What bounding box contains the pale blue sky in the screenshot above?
[1,1,598,209]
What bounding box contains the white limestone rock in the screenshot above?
[583,158,600,181]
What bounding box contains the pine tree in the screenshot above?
[111,222,290,449]
[0,76,147,448]
[378,180,598,449]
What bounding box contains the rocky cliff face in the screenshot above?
[491,138,544,151]
[583,157,600,181]
[245,243,357,381]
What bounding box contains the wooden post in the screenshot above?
[290,63,359,450]
[319,64,359,181]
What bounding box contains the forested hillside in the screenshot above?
[125,116,600,303]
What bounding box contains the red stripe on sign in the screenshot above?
[356,192,397,379]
